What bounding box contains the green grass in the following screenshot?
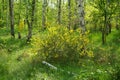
[0,27,120,80]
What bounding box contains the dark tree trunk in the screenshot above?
[102,28,106,45]
[108,22,111,33]
[27,0,36,42]
[102,12,106,44]
[57,0,61,24]
[68,0,71,30]
[9,0,15,38]
[18,32,21,39]
[18,0,22,39]
[42,0,47,29]
[27,20,32,42]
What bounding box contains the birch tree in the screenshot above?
[78,0,86,33]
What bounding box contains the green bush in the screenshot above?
[31,26,93,62]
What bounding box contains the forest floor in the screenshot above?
[0,27,120,80]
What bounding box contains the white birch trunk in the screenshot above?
[78,0,85,33]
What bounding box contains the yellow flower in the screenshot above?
[87,51,94,57]
[70,29,73,33]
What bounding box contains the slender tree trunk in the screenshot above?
[18,0,22,39]
[116,2,120,30]
[106,0,110,35]
[107,0,112,33]
[9,0,15,38]
[31,0,36,29]
[27,0,36,42]
[68,0,71,30]
[102,8,107,44]
[102,28,106,45]
[57,0,61,24]
[42,0,47,29]
[25,0,29,29]
[102,0,109,44]
[107,17,111,33]
[6,0,9,28]
[78,0,86,33]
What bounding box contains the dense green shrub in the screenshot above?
[31,26,93,62]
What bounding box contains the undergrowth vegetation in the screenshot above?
[0,0,120,79]
[31,26,93,63]
[0,27,120,80]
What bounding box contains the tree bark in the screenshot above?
[26,0,36,42]
[57,0,61,24]
[42,0,47,29]
[18,0,22,39]
[68,0,71,30]
[102,0,108,44]
[9,0,15,38]
[78,0,86,33]
[6,0,9,28]
[102,6,108,44]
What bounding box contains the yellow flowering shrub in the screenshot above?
[18,19,24,32]
[31,26,93,62]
